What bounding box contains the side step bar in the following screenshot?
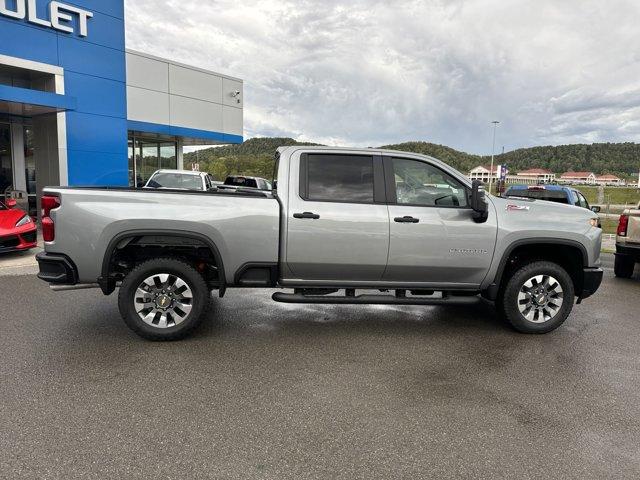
[272,292,480,305]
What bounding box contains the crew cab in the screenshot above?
[614,202,640,278]
[36,147,603,340]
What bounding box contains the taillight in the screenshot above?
[617,214,629,237]
[41,195,60,242]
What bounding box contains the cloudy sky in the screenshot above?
[125,0,640,154]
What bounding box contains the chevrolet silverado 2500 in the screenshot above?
[36,147,603,340]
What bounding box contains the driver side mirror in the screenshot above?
[5,199,17,209]
[591,205,601,213]
[470,180,489,223]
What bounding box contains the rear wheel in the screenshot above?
[497,261,574,334]
[118,257,209,340]
[614,254,635,278]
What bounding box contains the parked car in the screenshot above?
[144,170,216,191]
[0,198,37,253]
[614,201,640,278]
[36,147,602,340]
[217,175,271,191]
[504,185,601,226]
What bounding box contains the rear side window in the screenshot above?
[225,177,258,188]
[505,188,569,204]
[302,154,374,203]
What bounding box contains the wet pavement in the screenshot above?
[1,259,639,479]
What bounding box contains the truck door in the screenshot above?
[382,156,497,286]
[285,152,389,281]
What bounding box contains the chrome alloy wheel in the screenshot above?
[517,274,564,323]
[134,274,193,328]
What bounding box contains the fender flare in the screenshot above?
[485,238,589,300]
[98,229,226,295]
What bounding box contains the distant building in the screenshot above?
[560,171,597,184]
[468,165,499,183]
[468,166,555,185]
[595,174,623,186]
[515,168,556,184]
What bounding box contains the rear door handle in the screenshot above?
[293,212,320,219]
[394,216,420,223]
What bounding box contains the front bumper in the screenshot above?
[579,267,603,301]
[36,252,78,285]
[0,229,37,253]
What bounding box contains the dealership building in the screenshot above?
[0,0,243,215]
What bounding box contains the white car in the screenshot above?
[144,170,216,191]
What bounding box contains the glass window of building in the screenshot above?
[128,135,178,187]
[0,124,12,197]
[24,126,37,217]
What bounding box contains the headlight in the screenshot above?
[589,218,599,228]
[15,215,32,227]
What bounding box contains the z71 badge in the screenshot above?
[506,204,530,211]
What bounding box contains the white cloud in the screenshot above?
[125,0,640,153]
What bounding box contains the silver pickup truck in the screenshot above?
[36,146,603,340]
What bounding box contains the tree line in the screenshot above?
[184,138,640,182]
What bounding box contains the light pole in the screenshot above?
[489,120,500,193]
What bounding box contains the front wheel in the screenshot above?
[118,257,209,340]
[497,261,575,334]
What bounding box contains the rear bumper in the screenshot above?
[616,244,640,260]
[579,267,603,300]
[36,252,78,285]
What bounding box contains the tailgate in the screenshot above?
[628,210,640,244]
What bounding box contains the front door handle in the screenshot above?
[293,212,320,219]
[394,216,419,223]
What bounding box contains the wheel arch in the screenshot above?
[99,229,226,295]
[486,238,588,300]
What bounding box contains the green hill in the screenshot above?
[184,138,640,181]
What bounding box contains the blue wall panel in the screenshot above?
[57,36,126,81]
[66,150,128,185]
[0,18,59,65]
[64,72,125,117]
[66,112,127,154]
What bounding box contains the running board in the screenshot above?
[272,292,480,305]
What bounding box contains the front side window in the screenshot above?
[577,192,589,209]
[392,158,468,207]
[304,154,374,203]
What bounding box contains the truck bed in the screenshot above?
[43,187,280,283]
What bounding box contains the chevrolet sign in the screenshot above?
[1,0,93,37]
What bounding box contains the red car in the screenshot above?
[0,199,38,253]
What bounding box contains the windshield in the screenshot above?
[0,201,6,210]
[224,177,258,188]
[504,188,569,204]
[147,173,202,190]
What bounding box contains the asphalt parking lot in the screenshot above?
[1,256,639,479]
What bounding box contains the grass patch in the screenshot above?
[600,217,619,235]
[576,186,640,205]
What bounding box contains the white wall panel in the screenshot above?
[170,95,223,132]
[126,53,169,93]
[223,106,243,136]
[222,77,243,107]
[127,86,170,125]
[169,64,222,104]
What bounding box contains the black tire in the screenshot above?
[614,254,635,279]
[497,261,575,334]
[118,257,209,341]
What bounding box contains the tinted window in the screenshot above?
[392,158,468,207]
[0,201,6,211]
[305,154,374,203]
[224,177,258,188]
[504,188,569,204]
[147,173,203,190]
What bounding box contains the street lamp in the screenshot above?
[489,120,500,193]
